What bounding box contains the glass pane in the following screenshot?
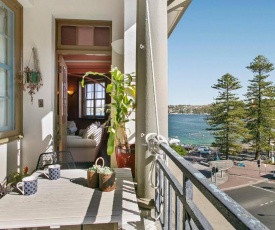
[86,100,91,107]
[94,27,110,46]
[96,99,105,107]
[86,107,93,116]
[0,5,8,34]
[87,84,92,91]
[61,26,76,45]
[0,68,7,96]
[0,2,14,132]
[86,92,92,99]
[77,26,94,46]
[95,91,103,98]
[95,83,103,91]
[96,108,104,116]
[95,100,105,116]
[0,98,8,129]
[0,34,7,64]
[85,108,90,116]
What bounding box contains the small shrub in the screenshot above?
[170,144,187,156]
[88,164,102,172]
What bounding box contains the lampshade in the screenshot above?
[67,90,75,96]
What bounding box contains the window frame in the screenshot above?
[80,79,106,119]
[0,0,23,143]
[56,19,112,51]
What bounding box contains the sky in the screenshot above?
[168,0,275,105]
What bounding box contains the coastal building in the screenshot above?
[0,0,266,229]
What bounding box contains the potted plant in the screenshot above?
[0,166,30,198]
[82,67,136,176]
[19,48,43,103]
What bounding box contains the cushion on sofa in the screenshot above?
[67,121,77,135]
[82,123,97,139]
[66,123,104,163]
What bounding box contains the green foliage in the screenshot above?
[97,166,115,175]
[170,144,187,156]
[206,73,249,159]
[245,55,275,160]
[88,164,102,172]
[82,67,136,155]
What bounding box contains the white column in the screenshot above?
[136,0,168,199]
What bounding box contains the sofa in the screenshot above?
[67,122,105,163]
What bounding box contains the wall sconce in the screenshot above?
[111,39,124,55]
[67,90,75,96]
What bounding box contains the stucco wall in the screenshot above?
[124,0,137,137]
[0,145,7,180]
[7,0,125,173]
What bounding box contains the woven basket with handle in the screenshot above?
[87,157,104,188]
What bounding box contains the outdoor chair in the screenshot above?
[36,151,76,170]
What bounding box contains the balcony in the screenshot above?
[138,136,268,229]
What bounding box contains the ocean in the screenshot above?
[168,114,214,146]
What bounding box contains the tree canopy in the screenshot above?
[206,73,249,159]
[245,55,275,160]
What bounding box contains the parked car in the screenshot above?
[197,146,211,154]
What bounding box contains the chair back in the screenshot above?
[36,152,58,170]
[36,151,76,170]
[56,150,76,169]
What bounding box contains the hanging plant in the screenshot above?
[19,47,43,103]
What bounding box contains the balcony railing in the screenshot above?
[154,143,268,229]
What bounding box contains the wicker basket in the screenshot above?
[87,157,104,188]
[99,172,116,192]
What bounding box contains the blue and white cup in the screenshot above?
[16,176,38,196]
[44,164,60,180]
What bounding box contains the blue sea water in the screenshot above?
[168,114,214,146]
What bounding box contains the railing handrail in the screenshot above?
[159,142,268,230]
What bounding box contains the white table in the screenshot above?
[0,168,140,229]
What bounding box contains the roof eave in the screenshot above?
[167,0,192,37]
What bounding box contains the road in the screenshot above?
[225,182,275,229]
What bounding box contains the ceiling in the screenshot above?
[62,54,112,78]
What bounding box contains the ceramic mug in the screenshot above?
[16,176,38,196]
[44,164,60,180]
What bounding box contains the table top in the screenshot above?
[0,168,140,229]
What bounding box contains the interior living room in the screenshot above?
[56,19,114,167]
[62,53,112,167]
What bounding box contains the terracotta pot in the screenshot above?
[99,172,116,192]
[115,144,135,177]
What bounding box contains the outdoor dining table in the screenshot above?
[0,168,140,229]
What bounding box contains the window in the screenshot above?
[0,0,22,141]
[56,19,112,51]
[0,3,14,132]
[82,82,106,118]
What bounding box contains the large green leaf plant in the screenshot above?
[82,67,136,155]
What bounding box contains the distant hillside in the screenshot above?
[168,104,211,114]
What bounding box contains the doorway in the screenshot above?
[55,19,112,154]
[56,53,112,149]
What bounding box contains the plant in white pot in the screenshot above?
[82,67,136,176]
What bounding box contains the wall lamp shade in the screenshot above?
[111,39,124,55]
[67,90,75,96]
